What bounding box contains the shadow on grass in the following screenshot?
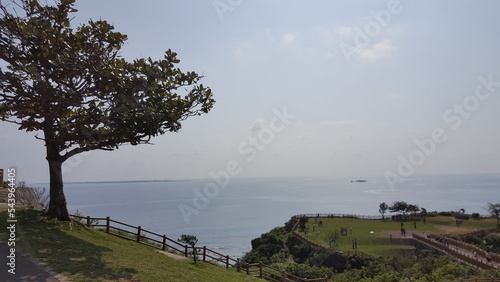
[0,209,138,281]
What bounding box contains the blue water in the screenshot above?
[34,174,500,258]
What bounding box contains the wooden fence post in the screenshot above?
[226,255,229,268]
[106,216,110,233]
[86,216,90,227]
[162,235,166,251]
[184,245,188,257]
[203,246,206,262]
[259,262,263,278]
[237,258,241,272]
[136,226,141,243]
[281,270,286,281]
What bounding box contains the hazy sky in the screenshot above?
[1,0,500,184]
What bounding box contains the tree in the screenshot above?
[326,230,340,248]
[178,234,199,263]
[389,201,409,219]
[407,204,420,219]
[0,0,215,220]
[379,202,389,221]
[486,202,500,228]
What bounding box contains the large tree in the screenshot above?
[0,0,215,220]
[486,202,500,228]
[378,202,389,221]
[389,201,409,219]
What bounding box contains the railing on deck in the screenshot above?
[413,233,499,270]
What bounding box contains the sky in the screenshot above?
[1,0,500,184]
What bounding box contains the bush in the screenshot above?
[472,213,481,219]
[282,263,333,279]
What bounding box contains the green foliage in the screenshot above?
[243,226,289,264]
[326,230,340,248]
[0,0,215,220]
[298,216,308,231]
[72,210,99,225]
[178,234,198,263]
[483,233,500,253]
[379,202,389,220]
[244,217,499,281]
[487,202,500,228]
[279,263,333,279]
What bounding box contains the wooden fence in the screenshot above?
[449,279,500,282]
[70,214,238,268]
[70,214,332,282]
[241,262,328,282]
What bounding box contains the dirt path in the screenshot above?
[156,250,192,261]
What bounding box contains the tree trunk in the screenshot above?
[46,158,70,221]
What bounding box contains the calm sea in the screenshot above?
[34,174,499,258]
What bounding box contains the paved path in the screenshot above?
[0,243,64,282]
[380,229,416,240]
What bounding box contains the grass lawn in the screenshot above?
[301,216,497,257]
[0,209,261,282]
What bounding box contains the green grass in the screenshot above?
[301,216,497,257]
[0,209,261,282]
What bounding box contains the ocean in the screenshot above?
[34,174,499,259]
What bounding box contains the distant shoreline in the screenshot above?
[61,179,188,185]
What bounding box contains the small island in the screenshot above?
[350,179,368,183]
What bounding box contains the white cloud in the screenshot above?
[282,33,296,44]
[358,40,397,62]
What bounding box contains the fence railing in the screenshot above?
[70,214,238,268]
[292,213,383,220]
[242,262,328,282]
[449,279,500,282]
[70,214,332,281]
[412,233,498,270]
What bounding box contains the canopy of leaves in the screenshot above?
[0,0,214,162]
